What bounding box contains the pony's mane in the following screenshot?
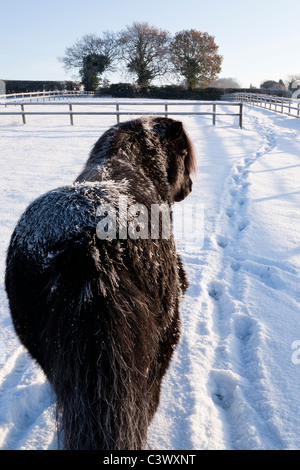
[183,126,197,176]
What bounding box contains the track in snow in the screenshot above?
[204,110,285,449]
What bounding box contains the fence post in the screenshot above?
[21,104,26,124]
[212,103,216,125]
[69,103,74,125]
[165,103,168,117]
[116,103,120,123]
[239,103,243,129]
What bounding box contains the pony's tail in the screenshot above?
[44,233,152,450]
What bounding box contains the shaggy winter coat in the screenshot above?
[5,116,196,450]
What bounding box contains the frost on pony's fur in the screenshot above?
[5,117,196,450]
[11,180,132,267]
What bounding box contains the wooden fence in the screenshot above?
[233,92,300,118]
[0,99,243,128]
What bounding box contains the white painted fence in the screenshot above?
[0,99,243,128]
[233,92,300,119]
[0,90,94,104]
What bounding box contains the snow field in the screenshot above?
[0,100,300,449]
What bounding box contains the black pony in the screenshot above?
[5,117,196,450]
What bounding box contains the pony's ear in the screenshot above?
[167,121,183,140]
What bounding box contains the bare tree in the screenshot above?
[260,79,286,90]
[170,30,222,89]
[59,33,118,90]
[118,22,171,88]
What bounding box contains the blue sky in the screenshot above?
[1,0,299,87]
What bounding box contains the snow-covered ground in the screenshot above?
[0,99,300,450]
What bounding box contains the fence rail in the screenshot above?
[0,90,95,103]
[233,92,300,118]
[0,100,243,128]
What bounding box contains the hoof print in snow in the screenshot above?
[216,235,229,249]
[243,261,286,291]
[230,261,241,272]
[233,314,256,342]
[232,174,241,184]
[208,281,225,301]
[226,208,235,218]
[210,369,240,410]
[238,219,249,231]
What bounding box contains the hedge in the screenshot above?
[96,83,292,100]
[1,80,81,94]
[1,80,292,99]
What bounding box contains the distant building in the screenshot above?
[0,80,5,95]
